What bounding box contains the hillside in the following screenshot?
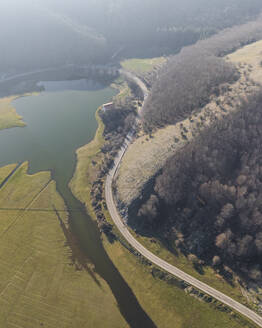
[115,23,262,216]
[149,91,262,281]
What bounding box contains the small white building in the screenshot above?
[102,102,113,111]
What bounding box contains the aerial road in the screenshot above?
[105,70,262,328]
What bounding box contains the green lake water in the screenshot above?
[0,80,156,328]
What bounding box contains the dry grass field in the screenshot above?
[0,162,126,328]
[227,39,262,83]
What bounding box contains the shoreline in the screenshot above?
[0,92,41,131]
[69,78,123,215]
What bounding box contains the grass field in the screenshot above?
[121,57,166,74]
[0,96,26,130]
[0,162,126,328]
[70,80,257,327]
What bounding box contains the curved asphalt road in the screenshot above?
[105,70,262,327]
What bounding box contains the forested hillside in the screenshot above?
[138,92,262,282]
[142,18,262,131]
[2,0,262,74]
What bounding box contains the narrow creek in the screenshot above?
[0,80,156,328]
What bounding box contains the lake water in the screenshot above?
[0,80,155,328]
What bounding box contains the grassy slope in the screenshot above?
[70,81,256,328]
[227,39,262,83]
[121,57,166,74]
[0,96,26,130]
[0,162,126,328]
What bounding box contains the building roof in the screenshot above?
[103,102,113,107]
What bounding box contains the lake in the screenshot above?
[0,80,155,328]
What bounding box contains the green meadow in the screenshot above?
[0,162,126,328]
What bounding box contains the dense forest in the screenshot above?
[142,17,262,131]
[2,0,262,73]
[138,92,262,282]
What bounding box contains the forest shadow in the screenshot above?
[53,206,102,288]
